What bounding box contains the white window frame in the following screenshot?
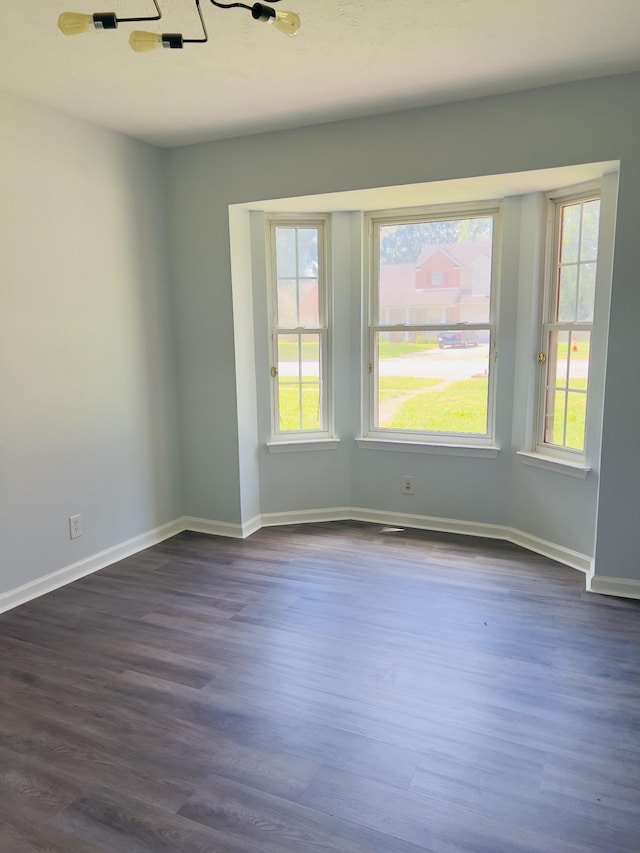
[363,202,500,448]
[534,184,601,464]
[266,214,334,445]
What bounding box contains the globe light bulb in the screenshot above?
[270,10,300,37]
[57,12,94,35]
[129,30,163,52]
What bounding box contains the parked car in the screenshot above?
[437,330,480,348]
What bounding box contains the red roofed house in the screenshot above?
[379,241,491,328]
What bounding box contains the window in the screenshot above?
[366,207,498,443]
[536,190,600,458]
[268,217,330,439]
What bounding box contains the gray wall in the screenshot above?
[2,73,638,600]
[166,72,640,583]
[0,90,181,595]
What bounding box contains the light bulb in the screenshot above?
[129,30,163,52]
[270,10,300,37]
[57,12,94,35]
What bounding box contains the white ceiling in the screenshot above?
[1,0,639,148]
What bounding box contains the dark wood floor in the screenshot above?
[1,521,640,852]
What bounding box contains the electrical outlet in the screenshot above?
[402,476,415,495]
[69,514,82,539]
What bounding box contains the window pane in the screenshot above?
[299,279,320,326]
[567,332,590,390]
[560,203,581,264]
[278,377,301,432]
[300,332,320,373]
[301,385,321,430]
[276,279,297,327]
[278,379,321,432]
[275,228,296,278]
[377,217,493,325]
[547,330,570,386]
[278,335,301,378]
[555,199,599,327]
[557,266,577,322]
[577,262,596,322]
[276,333,322,432]
[543,331,588,451]
[275,227,320,329]
[374,331,490,435]
[544,387,566,446]
[565,392,587,452]
[276,278,320,328]
[297,228,318,277]
[580,200,600,261]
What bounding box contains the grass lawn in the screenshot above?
[276,372,587,445]
[378,376,440,401]
[277,341,320,362]
[545,379,587,450]
[277,339,438,362]
[277,381,321,431]
[377,340,438,359]
[385,377,489,434]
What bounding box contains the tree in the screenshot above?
[379,217,492,264]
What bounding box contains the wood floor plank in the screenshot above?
[0,818,105,853]
[54,791,254,853]
[1,520,640,852]
[179,773,434,853]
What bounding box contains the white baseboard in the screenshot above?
[504,528,593,574]
[0,508,602,615]
[350,506,505,540]
[260,507,352,527]
[0,519,184,615]
[179,515,247,539]
[587,575,640,599]
[240,514,263,538]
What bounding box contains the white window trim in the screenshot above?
[362,201,501,447]
[533,182,601,465]
[356,437,500,457]
[516,450,590,478]
[266,214,334,444]
[267,438,340,453]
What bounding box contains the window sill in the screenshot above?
[267,438,340,453]
[516,451,591,479]
[356,437,500,458]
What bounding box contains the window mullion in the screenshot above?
[297,334,303,430]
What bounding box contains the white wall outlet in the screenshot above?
[402,476,415,495]
[69,514,82,539]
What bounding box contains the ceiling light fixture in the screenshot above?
[58,0,161,35]
[58,0,300,51]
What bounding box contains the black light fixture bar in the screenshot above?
[117,0,161,23]
[182,0,208,44]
